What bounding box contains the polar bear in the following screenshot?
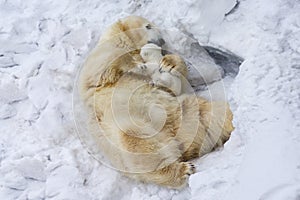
[78,16,234,188]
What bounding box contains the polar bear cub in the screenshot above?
[131,43,163,75]
[140,43,163,76]
[132,43,190,96]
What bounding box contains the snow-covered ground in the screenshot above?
[1,0,300,199]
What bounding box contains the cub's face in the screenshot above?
[120,16,165,48]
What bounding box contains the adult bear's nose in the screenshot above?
[158,38,165,46]
[148,38,165,47]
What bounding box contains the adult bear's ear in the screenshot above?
[116,20,128,32]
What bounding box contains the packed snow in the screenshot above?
[0,0,300,199]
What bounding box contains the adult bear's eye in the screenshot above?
[145,24,151,29]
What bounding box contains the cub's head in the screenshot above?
[140,43,162,63]
[118,16,165,48]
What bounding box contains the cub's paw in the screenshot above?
[149,80,155,86]
[130,63,149,75]
[137,63,147,70]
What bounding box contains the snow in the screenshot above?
[1,0,300,200]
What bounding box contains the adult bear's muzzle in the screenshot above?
[148,38,165,47]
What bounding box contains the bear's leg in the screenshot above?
[180,97,234,161]
[198,99,234,151]
[130,161,195,188]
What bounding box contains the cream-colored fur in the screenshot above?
[78,16,234,188]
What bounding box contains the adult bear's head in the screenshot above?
[118,16,165,48]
